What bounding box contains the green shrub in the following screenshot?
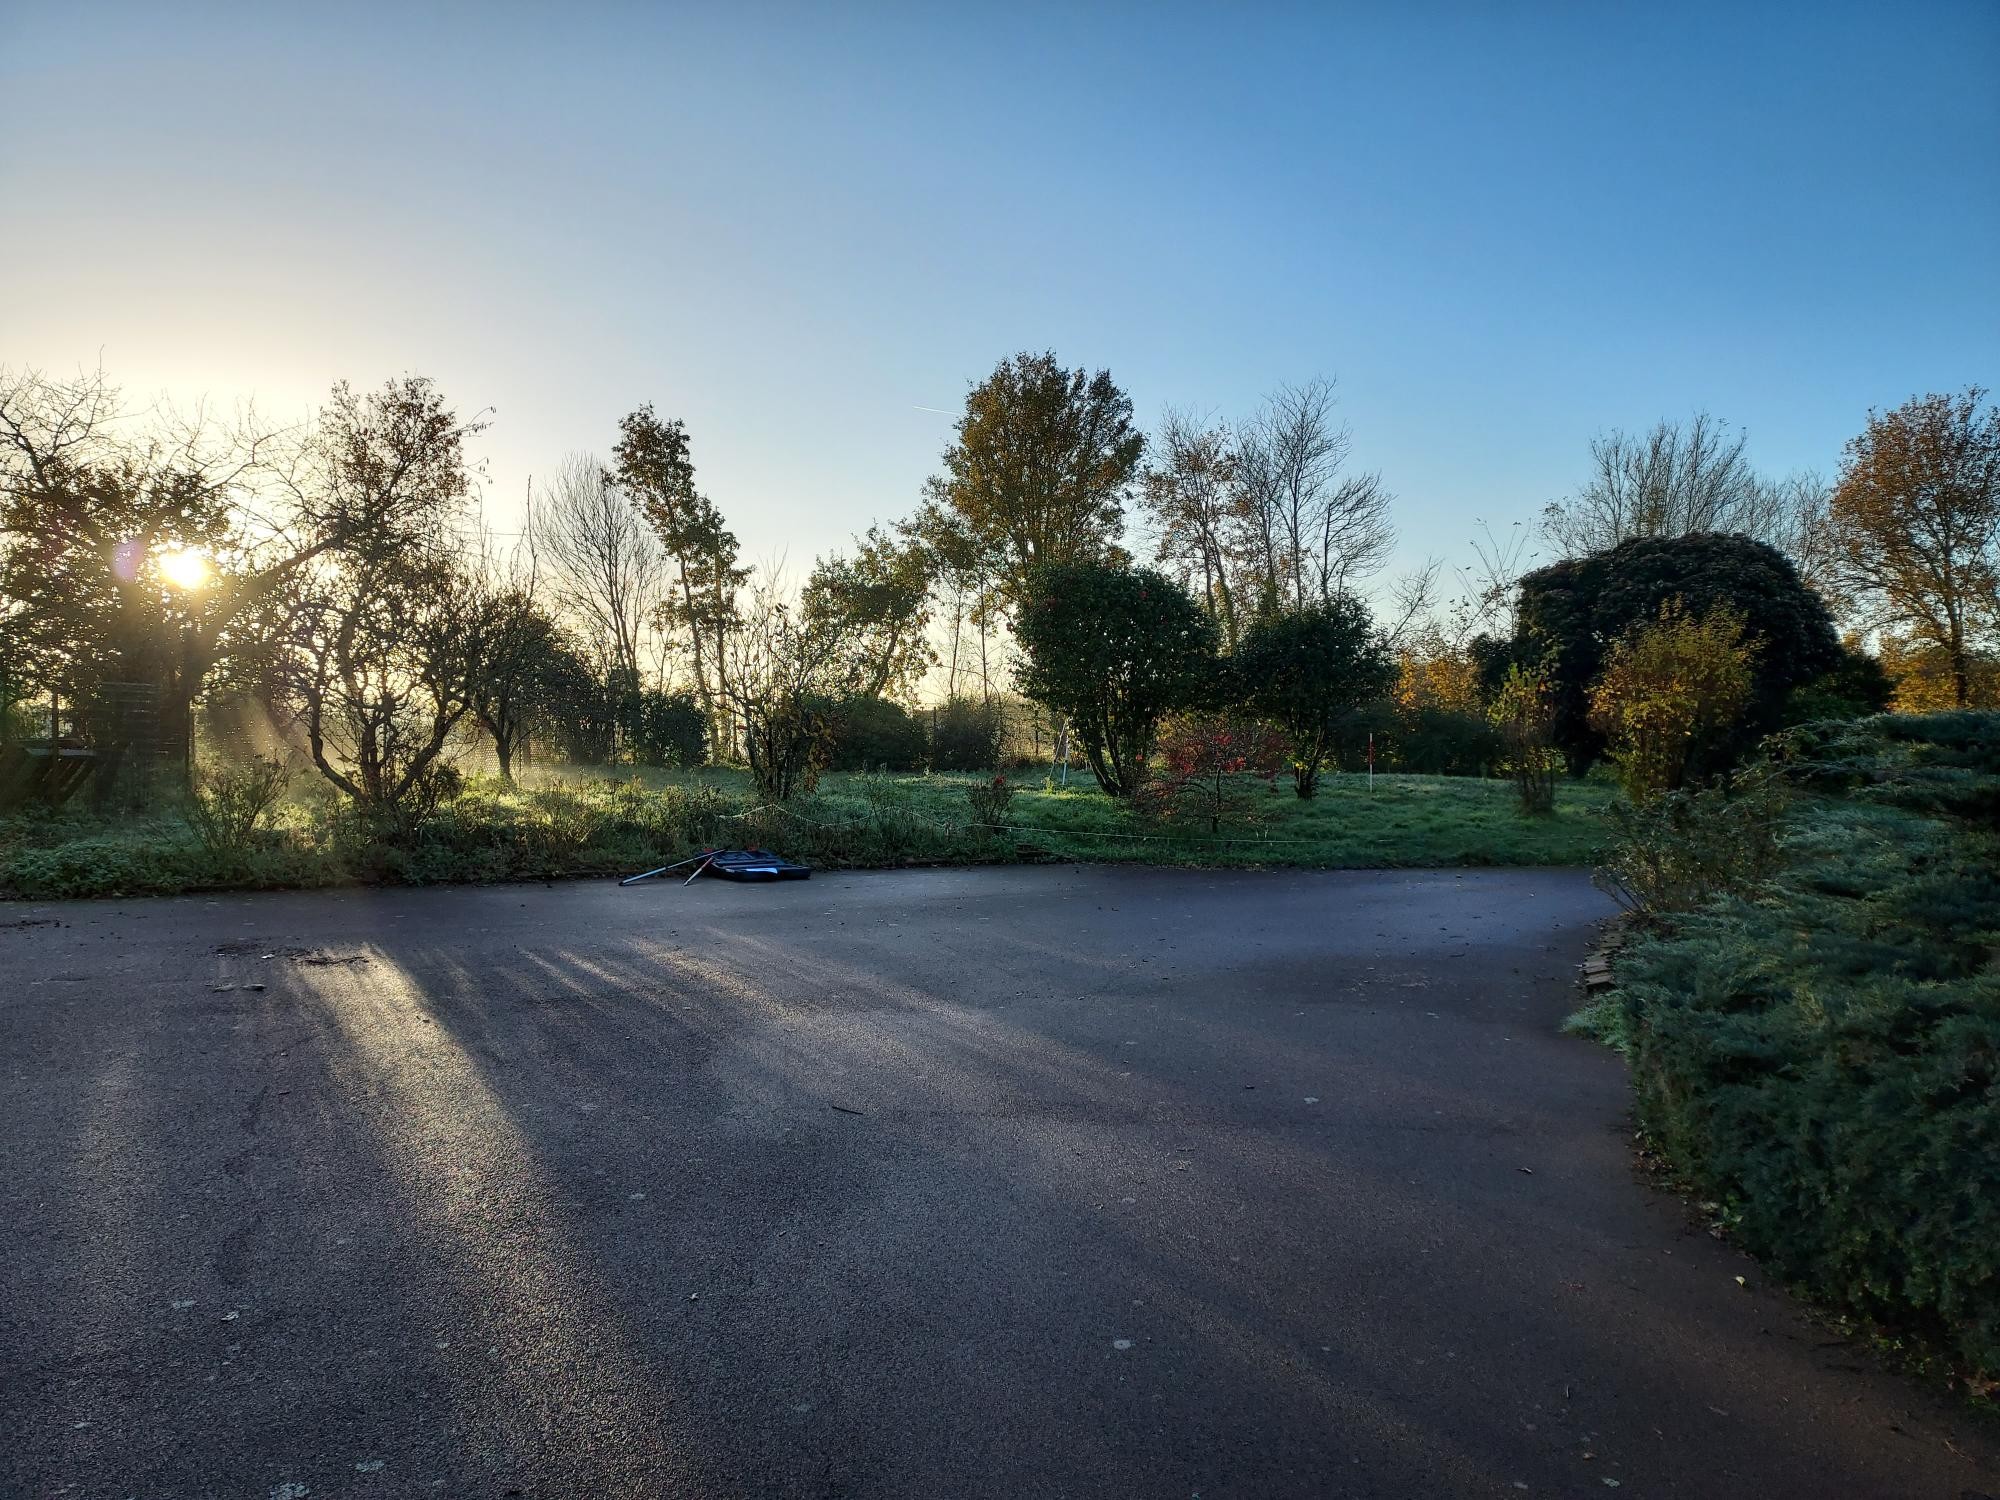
[1323,700,1400,775]
[965,773,1015,831]
[1490,664,1561,814]
[185,755,291,857]
[518,784,607,872]
[928,696,1005,772]
[1390,706,1501,777]
[1780,711,2000,830]
[624,689,707,768]
[1588,600,1755,801]
[825,696,928,770]
[1619,853,2000,1377]
[1780,646,1895,726]
[1233,598,1395,798]
[1513,532,1841,777]
[1,833,200,898]
[1605,713,2000,1380]
[1014,561,1218,796]
[1594,768,1789,915]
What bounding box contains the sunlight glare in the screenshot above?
[158,547,209,591]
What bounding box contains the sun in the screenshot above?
[158,546,210,591]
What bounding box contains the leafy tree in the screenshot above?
[1512,532,1839,775]
[820,695,928,770]
[269,381,487,825]
[623,688,707,768]
[1875,632,2000,712]
[1392,623,1483,717]
[803,526,936,699]
[0,368,479,779]
[1826,387,2000,707]
[927,353,1143,598]
[1140,410,1242,645]
[613,405,747,749]
[1780,642,1895,726]
[0,455,233,760]
[1468,632,1518,702]
[466,590,578,784]
[1234,595,1396,798]
[1013,561,1217,797]
[1588,600,1756,800]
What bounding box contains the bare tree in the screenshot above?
[1753,470,1839,601]
[1140,410,1242,644]
[1310,472,1396,601]
[1233,380,1394,612]
[1542,413,1770,556]
[1378,559,1443,649]
[722,570,866,801]
[905,499,996,701]
[528,451,666,690]
[0,363,123,494]
[1456,519,1538,641]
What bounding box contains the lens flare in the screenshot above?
[159,547,210,590]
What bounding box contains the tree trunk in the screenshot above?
[676,568,715,737]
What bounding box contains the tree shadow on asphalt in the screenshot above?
[8,874,1996,1499]
[266,906,2000,1499]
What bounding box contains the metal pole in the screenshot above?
[619,851,709,886]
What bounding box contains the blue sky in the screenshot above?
[3,1,1994,589]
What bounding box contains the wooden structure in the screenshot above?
[0,739,100,811]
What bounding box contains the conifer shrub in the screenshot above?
[1607,713,2000,1381]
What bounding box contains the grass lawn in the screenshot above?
[0,764,1615,900]
[597,764,1617,869]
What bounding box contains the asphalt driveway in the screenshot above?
[2,867,1994,1499]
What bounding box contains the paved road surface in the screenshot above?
[3,867,1994,1499]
